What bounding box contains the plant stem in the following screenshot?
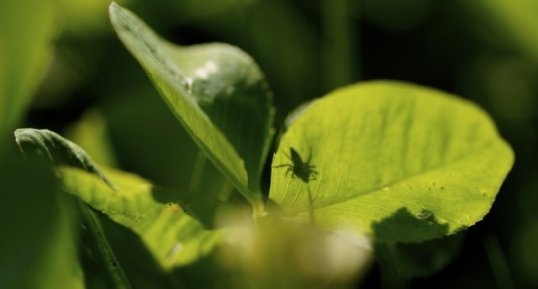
[188,150,207,193]
[80,203,133,289]
[251,194,267,220]
[322,0,359,91]
[483,234,516,289]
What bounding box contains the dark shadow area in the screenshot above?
[374,231,464,279]
[368,207,451,288]
[171,253,223,289]
[372,207,449,244]
[0,156,63,288]
[367,217,501,289]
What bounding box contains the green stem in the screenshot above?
[80,203,133,289]
[483,234,516,289]
[251,193,267,220]
[322,0,359,91]
[188,150,207,193]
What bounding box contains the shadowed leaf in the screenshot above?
[109,3,274,211]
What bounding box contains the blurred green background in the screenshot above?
[1,0,537,288]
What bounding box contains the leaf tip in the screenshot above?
[108,1,127,27]
[14,128,43,146]
[108,1,120,13]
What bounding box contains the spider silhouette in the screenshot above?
[273,147,318,182]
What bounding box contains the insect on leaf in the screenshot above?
[270,80,514,243]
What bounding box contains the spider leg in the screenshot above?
[286,167,296,178]
[272,164,292,168]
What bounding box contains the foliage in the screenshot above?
[3,1,533,288]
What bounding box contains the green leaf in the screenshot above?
[59,166,220,270]
[0,158,84,289]
[109,3,274,210]
[269,80,514,243]
[0,0,56,142]
[14,128,219,269]
[66,109,118,168]
[103,88,240,227]
[464,0,538,63]
[93,209,180,289]
[79,204,133,289]
[14,128,114,188]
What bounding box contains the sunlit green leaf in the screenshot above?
[270,81,514,243]
[14,128,219,269]
[109,3,274,211]
[59,166,220,270]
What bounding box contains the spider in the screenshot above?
[273,147,318,182]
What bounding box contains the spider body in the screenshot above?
[274,147,318,182]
